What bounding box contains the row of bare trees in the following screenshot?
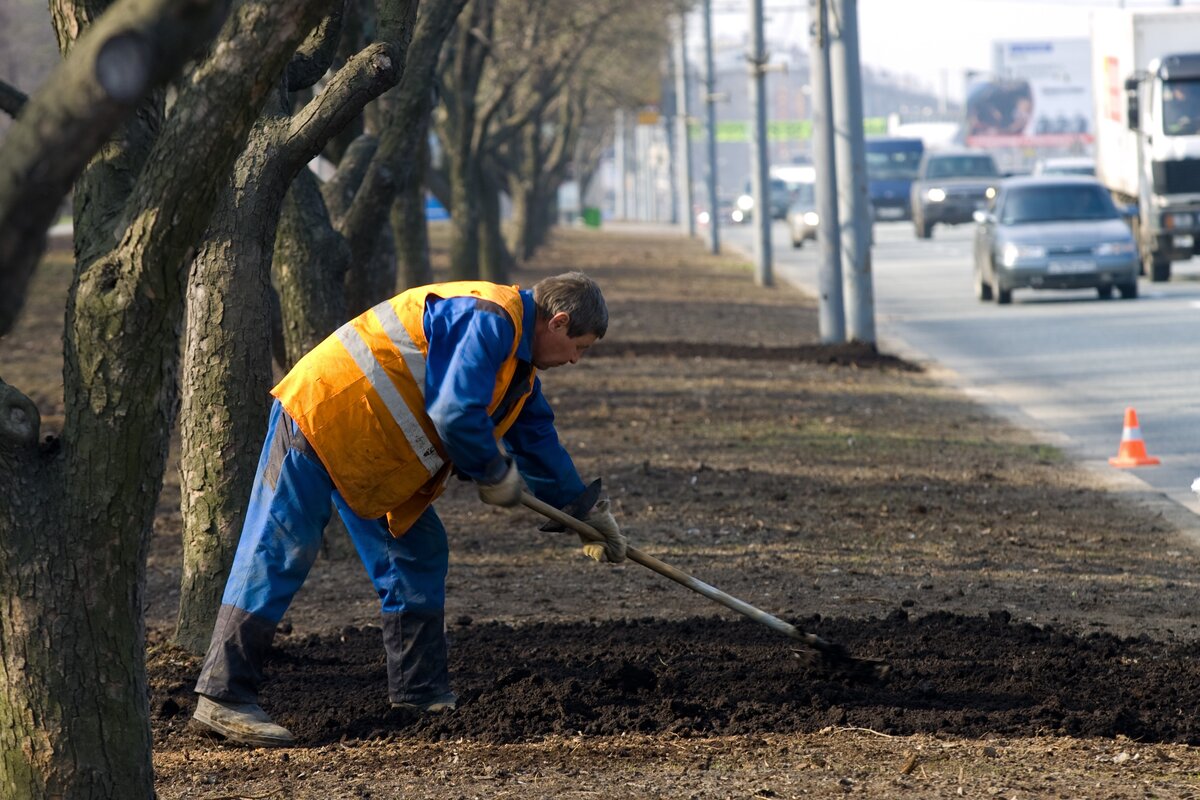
[0,0,673,796]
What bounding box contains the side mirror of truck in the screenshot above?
[1124,76,1140,131]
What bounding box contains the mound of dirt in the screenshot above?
[152,610,1200,748]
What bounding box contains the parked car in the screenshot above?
[911,149,1001,239]
[1032,156,1096,176]
[786,180,818,247]
[972,176,1139,304]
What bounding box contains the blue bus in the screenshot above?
[865,137,924,221]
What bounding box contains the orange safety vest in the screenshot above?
[272,282,537,536]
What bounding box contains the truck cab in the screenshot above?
[1126,53,1200,280]
[865,137,924,220]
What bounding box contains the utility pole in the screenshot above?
[748,0,772,286]
[830,0,875,343]
[675,13,695,237]
[614,108,627,220]
[808,0,845,343]
[703,0,720,254]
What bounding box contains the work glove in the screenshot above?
[579,498,627,564]
[476,456,522,508]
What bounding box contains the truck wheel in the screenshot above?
[994,280,1011,305]
[1118,280,1138,299]
[791,235,803,249]
[915,217,932,239]
[1097,285,1114,300]
[1150,257,1170,282]
[975,266,993,301]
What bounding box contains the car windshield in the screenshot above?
[999,184,1118,224]
[1042,164,1095,176]
[925,156,998,179]
[866,149,922,180]
[1162,79,1200,136]
[791,182,815,205]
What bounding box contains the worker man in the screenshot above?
[191,271,626,747]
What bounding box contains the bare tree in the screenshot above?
[0,0,332,793]
[175,0,412,655]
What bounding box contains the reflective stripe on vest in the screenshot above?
[334,315,443,477]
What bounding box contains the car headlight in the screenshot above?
[696,211,711,225]
[731,209,744,222]
[1001,242,1046,267]
[1093,240,1136,256]
[985,187,996,199]
[1163,212,1195,229]
[802,212,819,226]
[926,188,946,202]
[736,194,755,211]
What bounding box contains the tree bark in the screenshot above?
[0,0,230,337]
[175,32,402,654]
[478,162,513,282]
[0,0,329,793]
[393,124,433,288]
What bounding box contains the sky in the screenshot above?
[701,0,1200,102]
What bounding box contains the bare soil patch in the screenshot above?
[9,226,1200,798]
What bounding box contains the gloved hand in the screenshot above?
[477,456,522,507]
[579,498,627,563]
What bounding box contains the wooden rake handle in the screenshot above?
[519,491,831,649]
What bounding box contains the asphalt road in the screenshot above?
[721,217,1200,520]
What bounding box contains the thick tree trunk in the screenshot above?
[448,148,481,280]
[175,34,402,653]
[176,130,285,654]
[274,167,354,365]
[392,106,433,288]
[0,0,330,793]
[478,164,513,282]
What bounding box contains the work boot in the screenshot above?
[391,690,459,713]
[382,610,453,709]
[191,695,295,747]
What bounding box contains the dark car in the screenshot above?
[786,180,818,248]
[972,176,1138,304]
[735,178,791,222]
[911,149,1000,239]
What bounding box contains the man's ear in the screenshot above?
[549,311,571,332]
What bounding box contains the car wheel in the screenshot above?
[994,277,1011,305]
[974,265,993,301]
[791,231,803,249]
[1097,285,1114,300]
[915,217,932,239]
[1118,280,1138,299]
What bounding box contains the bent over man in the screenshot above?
[191,271,626,746]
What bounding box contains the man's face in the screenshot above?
[532,311,597,369]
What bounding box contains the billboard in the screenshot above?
[965,39,1093,148]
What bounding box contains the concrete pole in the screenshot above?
[748,0,772,286]
[674,13,695,238]
[665,52,679,225]
[614,109,627,220]
[808,0,845,343]
[830,0,875,343]
[703,0,720,254]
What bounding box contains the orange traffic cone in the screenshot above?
[1108,407,1160,467]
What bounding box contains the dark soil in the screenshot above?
[151,609,1200,750]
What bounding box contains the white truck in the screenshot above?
[1091,8,1200,282]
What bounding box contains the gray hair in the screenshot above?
[532,271,608,339]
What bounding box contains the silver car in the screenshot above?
[786,181,818,248]
[972,176,1139,304]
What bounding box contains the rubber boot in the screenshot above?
[382,610,456,711]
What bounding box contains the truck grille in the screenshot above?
[1151,158,1200,195]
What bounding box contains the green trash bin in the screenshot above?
[582,207,602,229]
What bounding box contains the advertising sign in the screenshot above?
[965,39,1093,148]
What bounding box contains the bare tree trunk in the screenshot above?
[478,163,513,282]
[0,0,330,792]
[393,108,433,288]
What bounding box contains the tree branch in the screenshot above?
[0,79,27,118]
[0,0,232,336]
[285,41,399,165]
[287,2,348,92]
